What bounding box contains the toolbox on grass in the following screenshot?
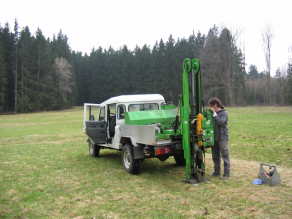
[258,163,281,186]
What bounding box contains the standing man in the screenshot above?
[208,98,230,179]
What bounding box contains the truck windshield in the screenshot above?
[128,103,159,112]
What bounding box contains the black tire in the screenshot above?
[122,143,140,174]
[89,141,100,157]
[174,153,186,166]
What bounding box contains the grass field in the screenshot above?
[0,106,292,218]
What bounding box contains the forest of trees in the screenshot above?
[0,20,292,114]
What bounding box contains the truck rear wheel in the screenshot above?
[122,143,140,174]
[174,153,186,166]
[89,141,100,157]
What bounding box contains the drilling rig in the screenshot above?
[179,58,214,183]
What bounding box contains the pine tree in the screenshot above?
[72,51,84,105]
[0,42,7,112]
[31,28,55,110]
[19,26,33,112]
[140,45,152,94]
[89,47,107,103]
[51,30,76,108]
[51,30,72,62]
[13,18,19,113]
[156,39,168,98]
[120,45,133,95]
[165,35,178,103]
[200,28,221,102]
[287,63,292,104]
[133,45,143,93]
[1,23,15,112]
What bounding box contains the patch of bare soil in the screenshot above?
[205,154,292,218]
[205,154,292,186]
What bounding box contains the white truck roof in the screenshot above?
[101,94,165,105]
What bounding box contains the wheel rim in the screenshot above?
[90,143,94,155]
[123,149,131,169]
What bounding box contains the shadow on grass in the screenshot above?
[77,148,184,177]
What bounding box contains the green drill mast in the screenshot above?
[180,58,214,183]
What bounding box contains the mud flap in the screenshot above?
[133,146,144,159]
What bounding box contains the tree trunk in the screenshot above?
[262,24,274,105]
[268,72,271,104]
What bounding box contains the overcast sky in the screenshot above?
[1,0,291,76]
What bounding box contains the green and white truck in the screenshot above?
[83,94,185,174]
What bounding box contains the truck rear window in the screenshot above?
[128,103,159,112]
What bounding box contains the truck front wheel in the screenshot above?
[122,143,140,174]
[89,141,100,157]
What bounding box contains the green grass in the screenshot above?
[0,106,292,218]
[228,106,292,167]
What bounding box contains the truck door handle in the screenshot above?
[101,131,105,133]
[91,125,96,128]
[101,125,104,127]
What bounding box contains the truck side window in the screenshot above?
[99,106,105,121]
[128,103,159,112]
[117,105,126,119]
[86,105,100,121]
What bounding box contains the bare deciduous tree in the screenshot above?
[54,57,73,104]
[262,23,275,104]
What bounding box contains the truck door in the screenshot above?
[84,104,107,144]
